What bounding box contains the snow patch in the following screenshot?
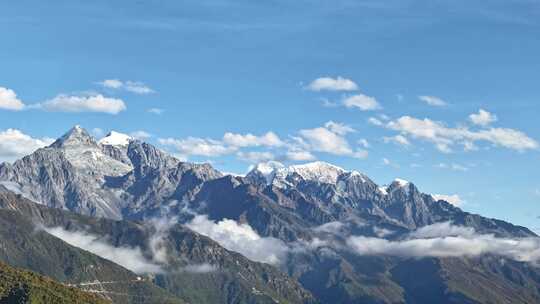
[99,131,132,146]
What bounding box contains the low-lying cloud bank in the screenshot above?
[346,222,540,263]
[185,215,288,265]
[43,226,162,274]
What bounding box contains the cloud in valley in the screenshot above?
[44,226,162,273]
[185,215,288,265]
[346,222,540,263]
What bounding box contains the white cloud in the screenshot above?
[130,130,152,140]
[346,223,540,263]
[382,157,399,168]
[343,94,381,111]
[98,79,154,94]
[299,123,368,159]
[409,222,475,238]
[418,95,447,107]
[383,135,410,146]
[299,127,352,155]
[436,163,469,172]
[147,108,164,115]
[185,215,288,265]
[284,150,316,161]
[99,79,123,89]
[306,76,358,91]
[182,263,217,273]
[39,94,126,114]
[0,129,54,163]
[0,87,25,111]
[124,81,154,94]
[368,117,384,126]
[358,139,370,148]
[223,132,283,148]
[237,151,275,163]
[324,121,356,135]
[158,137,236,157]
[431,194,465,207]
[44,226,162,273]
[469,109,498,126]
[385,116,538,152]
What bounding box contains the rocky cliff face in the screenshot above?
[0,126,539,304]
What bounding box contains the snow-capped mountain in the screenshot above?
[0,126,538,304]
[0,126,222,219]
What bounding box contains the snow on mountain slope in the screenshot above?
[98,131,133,146]
[247,161,370,187]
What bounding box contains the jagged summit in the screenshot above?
[98,131,133,146]
[50,125,97,148]
[247,160,368,186]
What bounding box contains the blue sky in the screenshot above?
[0,0,539,231]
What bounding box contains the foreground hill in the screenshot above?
[0,187,315,304]
[0,261,109,304]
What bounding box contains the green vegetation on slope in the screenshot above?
[0,261,109,304]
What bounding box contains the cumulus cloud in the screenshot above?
[158,137,236,157]
[418,95,447,107]
[343,94,381,111]
[306,76,358,91]
[0,87,25,111]
[98,79,154,94]
[346,222,540,263]
[223,131,283,148]
[38,94,126,114]
[431,194,465,207]
[299,124,368,159]
[0,129,54,163]
[44,226,162,273]
[385,116,538,152]
[185,215,288,265]
[469,109,497,126]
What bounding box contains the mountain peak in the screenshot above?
[50,125,97,148]
[99,131,132,146]
[248,161,363,186]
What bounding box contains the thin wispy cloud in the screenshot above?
[418,95,447,107]
[147,108,164,115]
[98,79,155,95]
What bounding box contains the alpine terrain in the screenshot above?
[0,126,539,304]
